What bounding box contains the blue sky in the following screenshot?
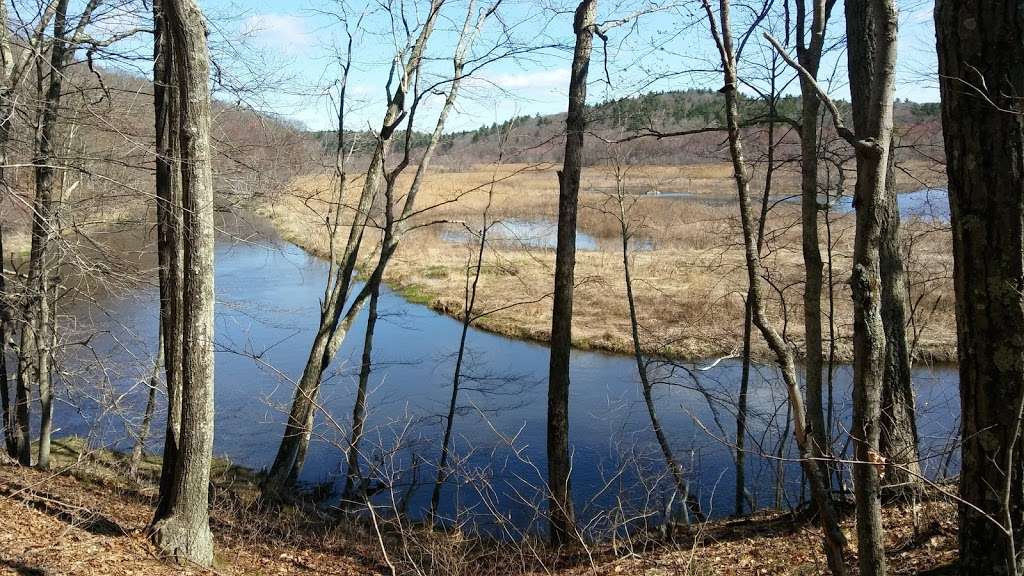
[123,0,941,132]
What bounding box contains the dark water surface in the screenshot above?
[57,236,960,533]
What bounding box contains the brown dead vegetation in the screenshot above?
[0,438,957,575]
[262,161,954,364]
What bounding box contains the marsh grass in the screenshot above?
[262,162,955,363]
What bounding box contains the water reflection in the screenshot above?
[56,236,961,533]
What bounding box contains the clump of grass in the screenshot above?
[424,265,449,279]
[399,284,436,306]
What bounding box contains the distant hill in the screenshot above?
[309,89,943,168]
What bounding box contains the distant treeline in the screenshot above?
[307,89,941,167]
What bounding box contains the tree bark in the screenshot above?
[935,1,1024,573]
[0,0,16,460]
[0,0,58,467]
[878,143,921,491]
[736,106,775,516]
[151,0,184,522]
[431,233,484,519]
[844,0,898,573]
[794,0,835,513]
[0,249,11,458]
[149,0,216,566]
[547,0,595,546]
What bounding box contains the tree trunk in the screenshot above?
[878,144,921,491]
[619,201,703,523]
[736,299,752,516]
[0,221,12,458]
[0,0,55,468]
[131,338,163,479]
[547,0,595,546]
[341,278,381,502]
[794,0,833,507]
[936,1,1024,573]
[432,242,481,519]
[704,1,848,572]
[151,0,184,522]
[735,83,778,518]
[0,104,12,459]
[25,0,72,471]
[0,0,16,461]
[845,1,898,574]
[149,0,216,566]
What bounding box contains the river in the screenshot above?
[54,234,960,533]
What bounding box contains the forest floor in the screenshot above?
[262,161,955,365]
[0,438,959,575]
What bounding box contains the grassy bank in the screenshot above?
[258,162,956,364]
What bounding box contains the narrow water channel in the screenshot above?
[56,234,960,532]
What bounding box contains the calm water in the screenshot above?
[637,187,952,224]
[55,236,960,533]
[441,218,600,251]
[832,188,951,222]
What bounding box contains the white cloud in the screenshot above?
[486,68,571,92]
[242,14,313,55]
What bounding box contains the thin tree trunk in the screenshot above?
[794,0,834,510]
[736,84,778,517]
[936,1,1024,573]
[36,275,53,470]
[0,118,12,459]
[845,0,898,573]
[26,0,72,471]
[131,337,163,479]
[548,0,596,546]
[736,299,752,515]
[341,278,381,502]
[0,0,17,461]
[0,224,12,457]
[618,195,703,522]
[0,0,56,468]
[431,243,482,519]
[431,115,504,519]
[149,0,216,565]
[705,1,848,572]
[878,144,921,491]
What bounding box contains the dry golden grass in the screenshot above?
[263,162,955,363]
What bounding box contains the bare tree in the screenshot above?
[936,0,1024,573]
[130,337,163,479]
[149,0,217,565]
[22,0,78,470]
[0,0,58,463]
[844,0,898,572]
[261,0,447,497]
[707,2,849,573]
[343,0,496,504]
[548,0,597,546]
[792,0,837,516]
[606,151,703,524]
[152,0,184,521]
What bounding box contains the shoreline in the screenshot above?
[258,207,959,368]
